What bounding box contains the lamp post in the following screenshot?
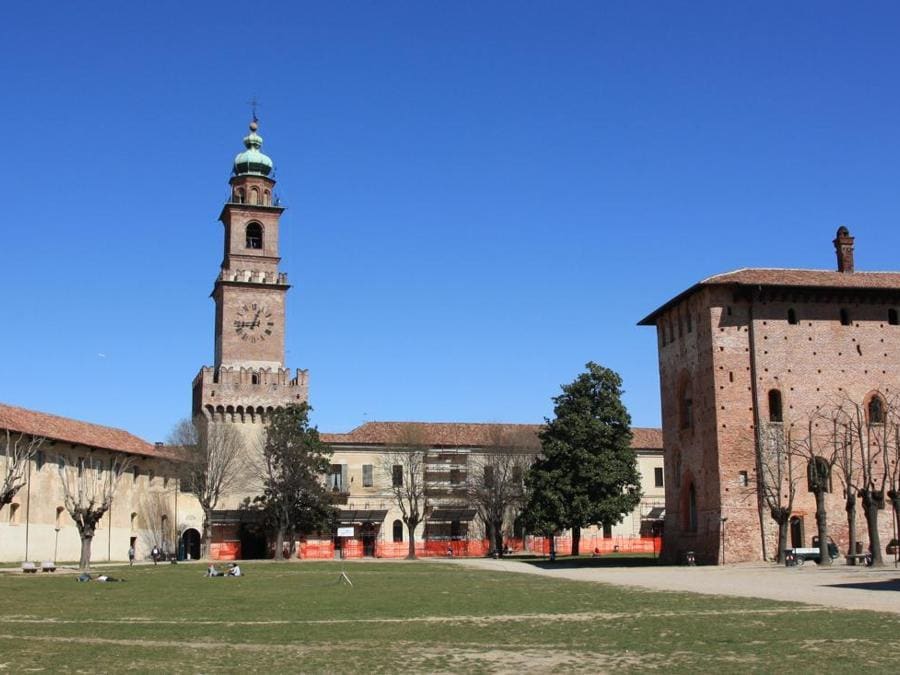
[720,517,728,565]
[54,526,60,563]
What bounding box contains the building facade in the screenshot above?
[641,229,898,564]
[0,404,204,563]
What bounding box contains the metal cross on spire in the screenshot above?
[247,97,261,122]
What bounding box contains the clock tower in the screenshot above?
[192,119,308,468]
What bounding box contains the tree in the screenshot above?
[138,492,176,556]
[256,404,335,559]
[1,430,45,511]
[56,453,131,569]
[521,455,568,558]
[834,411,861,562]
[789,413,838,566]
[523,362,642,556]
[467,426,537,555]
[381,425,429,559]
[833,393,892,566]
[168,418,243,559]
[756,420,799,563]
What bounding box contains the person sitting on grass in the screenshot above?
[96,574,124,582]
[225,563,242,577]
[205,564,223,577]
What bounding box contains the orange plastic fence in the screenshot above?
[526,535,662,556]
[299,539,335,559]
[210,542,240,561]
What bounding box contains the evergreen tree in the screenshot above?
[523,362,642,555]
[255,404,335,559]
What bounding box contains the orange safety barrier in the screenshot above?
[298,539,335,559]
[210,541,240,561]
[526,535,662,556]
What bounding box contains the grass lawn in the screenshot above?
[0,560,898,673]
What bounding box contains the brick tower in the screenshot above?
[192,119,309,506]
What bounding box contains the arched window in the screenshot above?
[807,457,832,493]
[245,223,263,249]
[840,308,851,326]
[768,389,783,423]
[787,308,798,325]
[263,189,271,206]
[889,309,899,326]
[392,519,403,543]
[251,373,259,385]
[234,187,245,204]
[868,395,885,425]
[250,187,260,205]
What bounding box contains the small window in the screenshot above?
[133,466,140,483]
[868,396,885,425]
[392,464,403,487]
[245,222,263,249]
[234,187,245,204]
[449,468,462,485]
[251,373,260,385]
[250,187,260,205]
[35,451,45,471]
[840,308,851,326]
[9,503,20,524]
[768,389,783,423]
[738,471,749,487]
[362,464,373,487]
[787,308,798,325]
[56,506,66,528]
[327,464,343,491]
[889,309,898,326]
[654,467,664,488]
[392,519,403,543]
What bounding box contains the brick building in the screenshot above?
[640,228,898,564]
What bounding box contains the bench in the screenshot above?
[21,562,37,574]
[41,561,56,573]
[844,553,870,566]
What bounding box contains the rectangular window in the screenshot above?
[9,503,20,524]
[654,467,664,488]
[35,451,45,471]
[738,471,749,487]
[362,464,373,487]
[327,464,344,491]
[450,468,462,485]
[392,464,403,487]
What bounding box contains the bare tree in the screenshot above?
[466,426,537,555]
[788,412,839,566]
[834,393,890,566]
[885,398,900,563]
[834,411,861,561]
[57,453,132,569]
[381,425,429,559]
[1,430,45,510]
[169,418,243,559]
[138,491,176,556]
[756,421,800,563]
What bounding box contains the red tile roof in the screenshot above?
[0,402,170,459]
[321,421,662,450]
[638,268,900,325]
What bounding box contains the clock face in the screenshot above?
[233,303,274,343]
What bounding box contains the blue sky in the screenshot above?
[4,2,900,442]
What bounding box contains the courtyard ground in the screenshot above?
[451,556,900,615]
[0,560,898,673]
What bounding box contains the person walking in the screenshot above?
[151,545,160,565]
[128,545,135,566]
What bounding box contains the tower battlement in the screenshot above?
[192,366,309,420]
[217,268,289,285]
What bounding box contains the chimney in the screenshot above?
[833,226,854,273]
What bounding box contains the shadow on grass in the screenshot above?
[825,577,900,593]
[517,555,662,569]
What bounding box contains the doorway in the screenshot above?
[361,522,378,557]
[182,528,201,560]
[790,516,804,548]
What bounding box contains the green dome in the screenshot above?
[233,120,274,176]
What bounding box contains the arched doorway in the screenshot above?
[182,528,201,560]
[789,516,804,549]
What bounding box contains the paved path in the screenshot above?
[446,557,900,614]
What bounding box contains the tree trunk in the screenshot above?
[201,508,212,560]
[776,519,788,564]
[406,521,417,559]
[571,526,581,557]
[548,533,556,560]
[861,490,884,566]
[79,535,93,570]
[274,527,286,560]
[814,489,831,566]
[492,519,504,556]
[846,491,858,564]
